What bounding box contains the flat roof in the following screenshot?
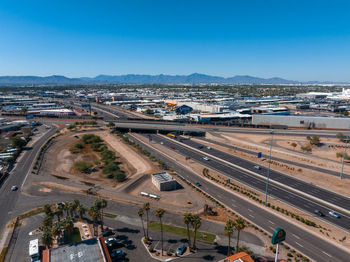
[49,238,104,262]
[152,172,174,182]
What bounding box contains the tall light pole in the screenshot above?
[265,130,274,206]
[340,134,349,180]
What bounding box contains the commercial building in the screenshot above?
[152,172,177,191]
[252,114,350,129]
[42,237,111,262]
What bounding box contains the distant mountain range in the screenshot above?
[0,73,347,86]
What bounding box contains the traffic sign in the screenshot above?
[272,228,286,245]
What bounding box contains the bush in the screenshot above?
[102,162,120,174]
[100,149,116,163]
[74,161,93,173]
[82,134,102,144]
[69,142,84,153]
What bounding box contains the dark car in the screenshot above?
[110,250,125,260]
[105,237,123,249]
[176,243,186,256]
[314,210,324,217]
[101,230,114,237]
[195,182,201,187]
[198,145,204,149]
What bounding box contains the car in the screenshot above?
[203,156,210,161]
[198,145,204,149]
[110,250,125,260]
[207,146,211,149]
[195,182,201,187]
[314,210,325,217]
[74,135,79,139]
[329,210,341,218]
[105,237,123,249]
[253,165,261,170]
[11,186,18,191]
[176,243,187,256]
[170,146,175,149]
[160,142,164,145]
[101,230,114,237]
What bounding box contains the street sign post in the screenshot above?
[272,228,286,262]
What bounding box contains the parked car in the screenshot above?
[170,146,175,149]
[195,182,201,187]
[105,237,123,249]
[314,210,325,217]
[101,230,114,237]
[11,186,18,191]
[203,156,210,161]
[329,210,341,218]
[253,165,261,170]
[207,146,211,149]
[110,250,125,260]
[198,145,204,149]
[176,243,186,256]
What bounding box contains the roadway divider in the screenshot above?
[159,134,350,217]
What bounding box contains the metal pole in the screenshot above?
[265,130,274,206]
[340,135,348,179]
[274,243,279,262]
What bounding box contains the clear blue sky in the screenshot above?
[1,0,350,81]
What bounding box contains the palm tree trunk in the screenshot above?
[140,217,146,238]
[227,235,231,256]
[236,230,240,253]
[100,209,104,232]
[160,218,163,255]
[146,211,149,239]
[186,224,191,248]
[192,229,197,250]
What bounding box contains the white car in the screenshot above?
[207,146,211,149]
[329,210,341,218]
[11,186,18,191]
[203,156,210,161]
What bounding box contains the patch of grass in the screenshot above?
[18,207,44,220]
[104,212,117,219]
[0,247,8,262]
[148,222,216,243]
[70,227,82,243]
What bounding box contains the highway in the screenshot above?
[127,133,350,262]
[145,134,350,232]
[0,125,58,235]
[198,136,350,179]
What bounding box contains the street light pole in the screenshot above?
[265,130,274,206]
[340,134,349,180]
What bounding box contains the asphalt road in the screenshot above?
[146,134,350,232]
[127,134,350,262]
[199,136,350,179]
[0,125,58,235]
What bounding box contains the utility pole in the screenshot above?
[265,130,274,206]
[340,134,349,179]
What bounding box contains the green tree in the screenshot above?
[64,216,74,241]
[155,208,165,255]
[290,142,297,150]
[77,204,86,221]
[107,122,115,128]
[88,206,100,236]
[42,215,53,228]
[72,199,80,216]
[43,204,53,216]
[100,150,116,163]
[95,199,107,231]
[74,161,93,173]
[138,208,146,239]
[10,136,26,149]
[52,221,63,242]
[224,220,235,256]
[191,215,201,250]
[41,229,53,249]
[234,218,246,253]
[183,213,193,248]
[55,206,64,222]
[143,202,150,239]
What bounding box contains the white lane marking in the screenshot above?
[268,220,275,225]
[248,214,255,218]
[322,251,332,257]
[269,226,275,231]
[292,234,300,240]
[248,208,253,212]
[295,242,303,247]
[232,204,237,207]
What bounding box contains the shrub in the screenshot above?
[82,134,102,144]
[102,162,120,174]
[74,161,93,173]
[69,142,84,153]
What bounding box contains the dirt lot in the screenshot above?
[202,132,350,198]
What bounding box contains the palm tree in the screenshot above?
[224,220,235,256]
[41,229,53,249]
[77,204,86,221]
[66,202,74,217]
[52,221,63,242]
[42,215,53,228]
[191,215,201,250]
[55,208,63,222]
[64,216,74,241]
[234,218,246,253]
[72,199,80,216]
[138,208,146,239]
[143,202,150,239]
[88,206,100,236]
[43,204,52,216]
[95,199,107,231]
[155,208,165,255]
[183,213,193,248]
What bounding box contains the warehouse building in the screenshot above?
[252,115,350,129]
[152,172,177,191]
